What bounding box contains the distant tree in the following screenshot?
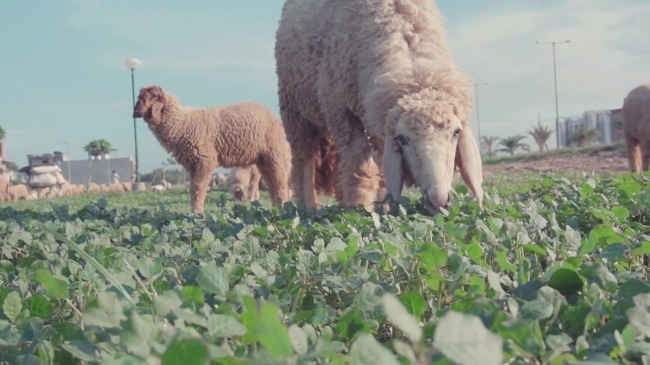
[160,157,177,183]
[480,135,499,157]
[498,135,530,156]
[569,128,600,147]
[0,125,6,160]
[83,139,114,186]
[83,139,113,159]
[527,122,554,152]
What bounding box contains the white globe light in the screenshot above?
[124,58,141,70]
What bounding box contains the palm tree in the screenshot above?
[527,122,554,152]
[480,135,499,157]
[569,128,600,147]
[497,135,530,156]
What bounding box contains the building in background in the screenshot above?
[557,108,625,148]
[26,151,135,185]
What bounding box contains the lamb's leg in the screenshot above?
[257,153,291,206]
[250,170,261,201]
[189,165,212,213]
[626,134,641,173]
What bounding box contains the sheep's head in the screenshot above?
[230,184,247,201]
[133,85,166,124]
[383,89,483,214]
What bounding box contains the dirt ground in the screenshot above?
[482,147,631,177]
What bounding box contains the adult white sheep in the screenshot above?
[275,0,483,214]
[622,84,650,172]
[133,85,292,213]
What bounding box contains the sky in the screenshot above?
[1,0,648,173]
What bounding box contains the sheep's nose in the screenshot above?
[423,190,451,210]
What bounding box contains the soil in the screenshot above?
[482,146,630,177]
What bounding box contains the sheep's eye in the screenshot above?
[395,135,409,147]
[452,128,462,139]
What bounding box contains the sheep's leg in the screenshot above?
[250,171,261,201]
[329,112,381,211]
[189,165,212,213]
[641,141,650,172]
[626,135,641,173]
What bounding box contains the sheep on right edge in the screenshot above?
[622,84,650,172]
[133,85,292,213]
[275,0,483,214]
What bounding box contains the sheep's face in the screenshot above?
[133,86,166,124]
[387,101,463,214]
[230,184,247,201]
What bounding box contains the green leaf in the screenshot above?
[626,294,650,337]
[398,291,426,318]
[195,263,229,299]
[161,338,209,365]
[61,340,98,362]
[207,314,247,338]
[34,269,69,299]
[433,311,503,365]
[27,295,53,318]
[547,268,583,297]
[349,334,400,365]
[418,243,447,272]
[181,286,205,306]
[256,302,293,359]
[335,307,370,341]
[519,300,554,320]
[288,324,308,355]
[2,291,22,322]
[382,294,422,343]
[610,206,630,221]
[138,257,162,279]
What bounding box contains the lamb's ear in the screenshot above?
[455,128,484,207]
[150,99,164,124]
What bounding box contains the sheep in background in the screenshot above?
[211,172,228,190]
[227,165,262,202]
[0,174,10,202]
[88,183,101,193]
[8,184,30,201]
[133,85,292,213]
[275,0,483,214]
[622,84,650,172]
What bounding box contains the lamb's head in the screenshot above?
[230,184,247,201]
[383,89,483,214]
[133,85,166,124]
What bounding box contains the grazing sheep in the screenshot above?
[8,184,30,201]
[227,165,262,202]
[275,0,483,214]
[212,172,228,189]
[88,183,101,193]
[151,184,166,192]
[622,84,650,172]
[133,85,292,213]
[0,174,10,202]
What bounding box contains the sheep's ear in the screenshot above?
[455,129,484,207]
[150,100,164,123]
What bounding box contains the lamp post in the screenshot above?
[536,40,571,149]
[124,57,141,184]
[473,82,488,154]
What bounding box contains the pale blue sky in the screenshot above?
[1,1,648,172]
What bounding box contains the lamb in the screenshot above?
[275,0,483,214]
[227,165,263,202]
[622,84,650,172]
[133,85,292,213]
[8,184,30,201]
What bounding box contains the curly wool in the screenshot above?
[137,86,292,213]
[275,0,480,211]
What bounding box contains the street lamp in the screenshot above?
[124,57,141,184]
[536,40,571,149]
[473,82,488,153]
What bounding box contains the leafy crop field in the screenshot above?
[0,173,649,365]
